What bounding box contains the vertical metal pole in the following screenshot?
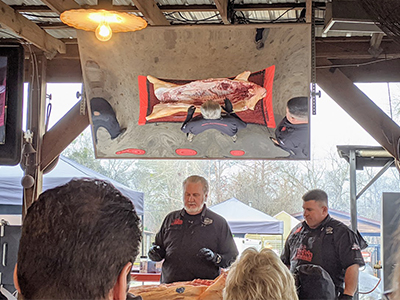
[349,149,359,300]
[349,149,357,231]
[141,214,145,256]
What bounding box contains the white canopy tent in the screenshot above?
[209,197,283,236]
[0,156,144,216]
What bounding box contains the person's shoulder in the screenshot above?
[205,208,228,223]
[327,217,352,232]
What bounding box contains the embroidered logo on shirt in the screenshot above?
[202,218,213,226]
[351,243,360,250]
[294,245,313,262]
[326,226,333,234]
[171,218,183,226]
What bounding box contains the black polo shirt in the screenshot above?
[154,206,238,283]
[281,215,365,295]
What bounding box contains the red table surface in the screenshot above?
[131,272,161,282]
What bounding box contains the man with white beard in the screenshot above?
[148,175,238,284]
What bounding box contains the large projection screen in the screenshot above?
[77,24,311,159]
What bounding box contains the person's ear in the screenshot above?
[13,264,21,294]
[322,205,328,215]
[112,262,132,300]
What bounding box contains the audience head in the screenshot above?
[223,247,298,300]
[286,96,308,124]
[201,100,222,119]
[15,178,142,300]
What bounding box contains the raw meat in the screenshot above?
[146,71,267,121]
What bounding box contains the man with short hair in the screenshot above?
[15,178,142,300]
[272,96,309,158]
[281,189,365,300]
[148,175,238,283]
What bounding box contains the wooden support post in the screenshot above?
[41,101,90,172]
[215,0,230,24]
[306,0,312,23]
[23,55,47,216]
[132,0,170,26]
[317,59,400,160]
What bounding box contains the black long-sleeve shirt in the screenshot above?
[181,114,247,137]
[151,206,238,283]
[274,117,309,158]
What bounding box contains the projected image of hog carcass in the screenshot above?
[77,25,311,159]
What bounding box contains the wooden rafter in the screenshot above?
[0,1,66,55]
[11,3,321,13]
[40,0,80,14]
[317,59,400,160]
[214,0,230,24]
[41,101,90,171]
[316,37,400,60]
[132,0,170,26]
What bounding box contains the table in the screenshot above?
[131,272,161,282]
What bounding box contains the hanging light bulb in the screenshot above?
[95,20,112,42]
[60,6,148,43]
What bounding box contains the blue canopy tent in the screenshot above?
[0,155,144,216]
[209,197,283,236]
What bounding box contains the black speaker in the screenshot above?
[0,221,21,296]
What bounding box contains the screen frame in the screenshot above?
[0,43,24,166]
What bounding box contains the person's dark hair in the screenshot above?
[287,97,308,119]
[17,178,142,300]
[302,189,328,206]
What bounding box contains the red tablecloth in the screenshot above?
[131,272,161,282]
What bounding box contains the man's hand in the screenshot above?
[198,248,222,265]
[338,293,353,300]
[148,245,163,261]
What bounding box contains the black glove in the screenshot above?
[198,248,222,265]
[181,106,196,129]
[221,98,233,114]
[338,293,353,300]
[148,245,163,261]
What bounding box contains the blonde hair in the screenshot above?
[223,248,298,300]
[200,100,221,119]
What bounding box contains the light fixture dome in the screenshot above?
[60,8,147,41]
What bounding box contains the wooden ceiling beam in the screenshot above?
[11,3,320,13]
[319,58,400,82]
[214,0,230,24]
[132,0,170,26]
[316,37,400,60]
[40,0,80,14]
[11,5,53,12]
[0,1,66,55]
[41,101,89,171]
[317,59,400,160]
